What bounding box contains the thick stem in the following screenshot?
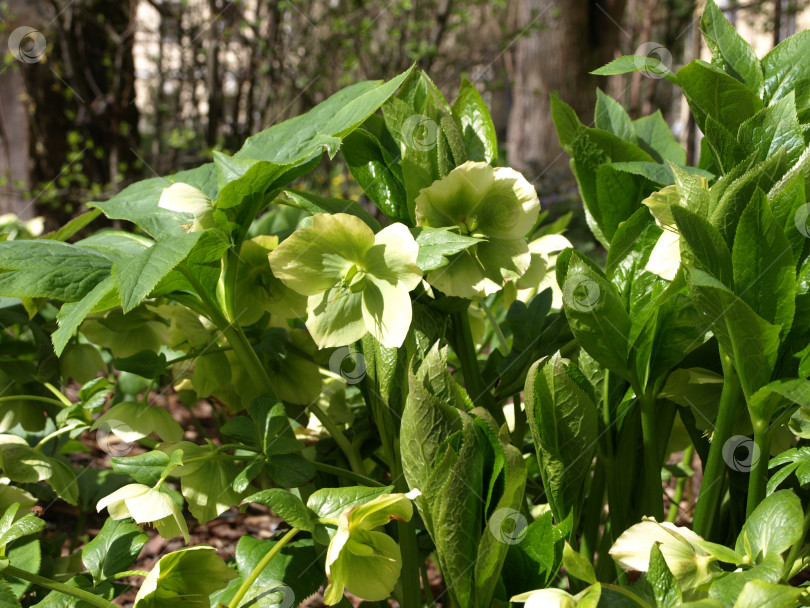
[692,352,741,538]
[3,565,117,608]
[450,308,503,424]
[511,392,526,446]
[746,422,772,518]
[639,389,664,520]
[227,528,300,608]
[579,459,606,565]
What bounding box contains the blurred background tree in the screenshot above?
[1,0,807,226]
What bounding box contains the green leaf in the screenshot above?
[242,490,315,532]
[704,115,746,173]
[451,78,498,163]
[236,69,412,164]
[595,89,636,143]
[134,546,237,607]
[525,354,598,524]
[592,55,676,81]
[761,30,810,104]
[501,512,561,594]
[265,453,315,488]
[689,269,781,394]
[0,579,21,608]
[732,580,804,608]
[558,251,633,380]
[234,536,323,604]
[732,189,795,336]
[0,504,45,550]
[82,518,148,584]
[412,226,482,272]
[110,450,171,486]
[676,60,763,134]
[647,543,682,608]
[700,0,764,94]
[114,350,168,380]
[734,489,803,561]
[737,93,804,167]
[595,163,656,241]
[52,276,117,356]
[282,188,381,232]
[112,231,202,312]
[0,240,112,302]
[179,455,242,524]
[633,111,686,165]
[672,205,733,286]
[563,541,596,584]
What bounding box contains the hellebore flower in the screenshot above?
[158,183,214,233]
[415,160,540,298]
[505,233,573,308]
[324,490,419,605]
[609,517,721,589]
[97,483,189,542]
[268,213,422,349]
[511,584,601,608]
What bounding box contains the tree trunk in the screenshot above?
[506,0,627,185]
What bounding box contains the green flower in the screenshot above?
[158,183,214,232]
[268,213,422,348]
[324,490,418,605]
[415,160,540,298]
[609,518,721,589]
[97,483,189,543]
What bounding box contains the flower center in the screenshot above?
[343,264,367,292]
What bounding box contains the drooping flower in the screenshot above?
[506,233,573,308]
[609,517,721,589]
[643,184,685,281]
[97,483,189,542]
[268,213,422,348]
[158,183,214,233]
[511,584,601,607]
[324,490,419,605]
[414,160,540,298]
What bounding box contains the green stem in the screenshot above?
[0,395,68,408]
[310,461,384,487]
[580,459,606,565]
[692,351,740,537]
[783,505,810,581]
[309,401,366,476]
[420,559,433,605]
[477,298,508,355]
[666,445,694,523]
[3,565,116,608]
[600,583,653,608]
[639,388,664,520]
[450,308,502,424]
[746,422,772,518]
[390,440,422,608]
[228,528,300,608]
[35,422,83,449]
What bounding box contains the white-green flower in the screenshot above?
[415,160,540,298]
[324,490,419,605]
[158,183,214,232]
[97,483,189,542]
[643,185,682,281]
[268,213,422,348]
[508,233,573,307]
[609,517,720,589]
[512,584,601,608]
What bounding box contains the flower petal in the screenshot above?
[269,213,375,296]
[477,237,532,284]
[306,288,367,348]
[368,223,423,291]
[426,249,499,298]
[475,166,540,239]
[97,483,150,518]
[645,229,680,281]
[414,161,494,229]
[361,277,413,348]
[125,487,176,524]
[158,183,211,216]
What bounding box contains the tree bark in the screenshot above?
[506,0,627,184]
